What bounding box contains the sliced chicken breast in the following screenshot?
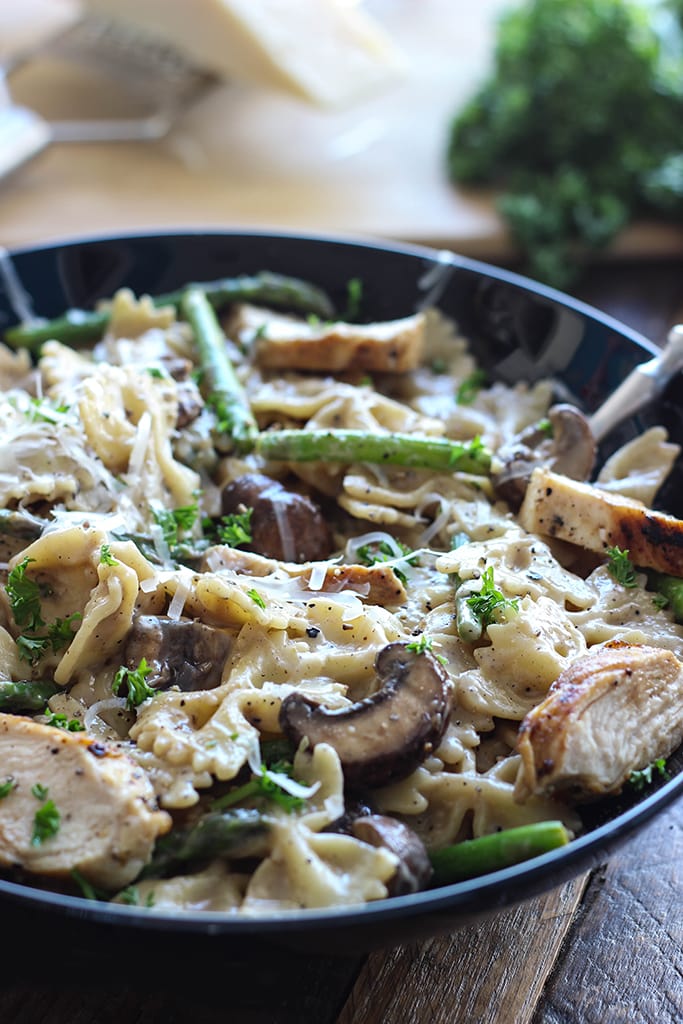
[228,304,425,373]
[515,644,683,801]
[0,714,170,888]
[519,467,683,574]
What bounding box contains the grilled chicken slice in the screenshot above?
[519,467,683,575]
[228,303,425,373]
[0,714,170,888]
[201,546,407,606]
[515,644,683,801]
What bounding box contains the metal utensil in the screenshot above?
[1,13,215,182]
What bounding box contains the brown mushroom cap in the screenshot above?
[351,814,433,896]
[278,642,453,789]
[493,403,596,508]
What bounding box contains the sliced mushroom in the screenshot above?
[493,404,596,508]
[220,473,333,562]
[351,814,433,895]
[515,643,683,802]
[278,642,453,789]
[124,614,233,691]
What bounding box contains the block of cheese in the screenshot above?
[80,0,406,108]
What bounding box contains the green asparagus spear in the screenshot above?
[429,821,570,885]
[140,807,268,879]
[649,572,683,621]
[254,430,492,475]
[0,679,60,713]
[180,287,258,454]
[4,272,335,353]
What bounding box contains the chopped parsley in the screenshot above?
[466,566,519,627]
[44,710,85,732]
[0,777,16,800]
[217,509,253,548]
[16,634,49,664]
[117,885,155,907]
[99,544,118,566]
[247,588,266,609]
[31,799,60,846]
[16,613,82,665]
[7,557,44,631]
[356,538,416,585]
[537,417,553,437]
[146,367,165,379]
[212,761,306,814]
[70,869,107,901]
[406,635,435,656]
[606,545,638,588]
[31,783,49,801]
[112,658,155,709]
[405,634,448,665]
[652,592,669,610]
[629,758,670,791]
[152,502,199,548]
[456,369,487,405]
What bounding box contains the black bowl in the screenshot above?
[0,229,681,958]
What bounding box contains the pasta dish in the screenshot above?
[0,270,682,913]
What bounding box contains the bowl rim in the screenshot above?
[0,227,678,936]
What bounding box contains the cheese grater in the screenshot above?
[0,13,216,181]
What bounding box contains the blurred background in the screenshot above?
[2,0,683,290]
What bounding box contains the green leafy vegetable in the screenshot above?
[211,762,307,814]
[16,634,49,664]
[31,783,49,801]
[99,544,118,566]
[344,276,363,320]
[217,509,253,548]
[456,369,487,405]
[44,710,85,732]
[0,778,17,800]
[7,557,44,631]
[152,503,198,549]
[629,757,670,791]
[112,658,155,710]
[356,538,416,585]
[465,567,519,628]
[447,0,683,287]
[247,588,266,609]
[32,799,60,846]
[606,545,638,588]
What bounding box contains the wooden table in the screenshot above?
[1,7,683,1021]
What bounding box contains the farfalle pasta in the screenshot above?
[0,277,682,913]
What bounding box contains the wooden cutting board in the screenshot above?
[2,0,683,260]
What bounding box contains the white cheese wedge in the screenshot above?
[80,0,406,107]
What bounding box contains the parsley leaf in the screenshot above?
[32,783,49,800]
[247,588,266,609]
[0,777,16,799]
[152,502,198,548]
[112,658,155,710]
[606,545,638,588]
[99,544,118,566]
[46,613,82,652]
[217,509,253,548]
[466,566,519,628]
[356,538,416,585]
[629,758,670,791]
[405,635,434,656]
[212,761,306,814]
[344,277,363,320]
[16,634,49,664]
[7,557,44,631]
[456,369,487,405]
[44,710,85,732]
[32,799,60,846]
